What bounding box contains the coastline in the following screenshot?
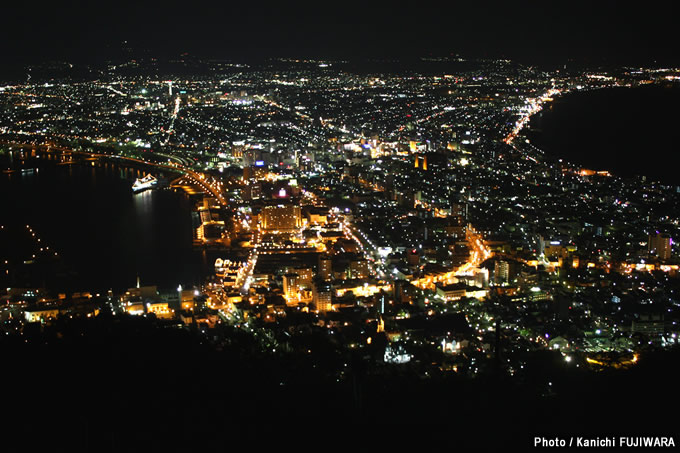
[0,150,209,293]
[523,84,680,185]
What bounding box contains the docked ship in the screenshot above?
[132,174,158,193]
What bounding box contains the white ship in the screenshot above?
[132,174,158,193]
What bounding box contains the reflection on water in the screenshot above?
[0,154,212,292]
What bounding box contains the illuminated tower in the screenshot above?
[422,154,428,170]
[168,81,173,97]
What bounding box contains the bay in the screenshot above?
[528,84,680,185]
[0,152,214,293]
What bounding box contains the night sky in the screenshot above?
[1,1,678,67]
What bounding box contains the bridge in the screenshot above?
[1,141,228,205]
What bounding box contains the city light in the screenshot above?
[0,39,676,445]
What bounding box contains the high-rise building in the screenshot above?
[243,148,261,167]
[649,233,672,261]
[493,260,509,285]
[451,202,468,220]
[313,280,333,313]
[318,254,332,281]
[445,215,466,239]
[283,273,300,304]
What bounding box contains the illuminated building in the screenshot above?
[435,282,467,301]
[283,267,314,302]
[318,254,332,281]
[409,141,418,153]
[313,280,333,313]
[180,290,196,311]
[231,143,244,158]
[435,282,489,301]
[649,232,672,261]
[124,301,145,315]
[242,148,261,167]
[288,267,314,287]
[197,220,225,244]
[24,306,61,323]
[274,187,290,199]
[243,165,266,181]
[445,215,466,239]
[414,154,427,170]
[631,313,665,335]
[348,258,370,279]
[146,301,173,319]
[407,249,420,267]
[261,205,302,232]
[242,182,262,200]
[306,207,328,225]
[125,285,159,300]
[451,202,468,220]
[335,282,390,298]
[283,273,300,303]
[493,260,509,285]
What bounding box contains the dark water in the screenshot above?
[528,84,680,185]
[0,153,215,293]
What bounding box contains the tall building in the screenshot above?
[318,254,332,281]
[313,280,333,313]
[283,273,300,304]
[649,233,672,261]
[451,202,468,220]
[243,148,261,167]
[445,215,466,239]
[493,260,509,285]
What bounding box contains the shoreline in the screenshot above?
[0,152,210,294]
[523,84,680,186]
